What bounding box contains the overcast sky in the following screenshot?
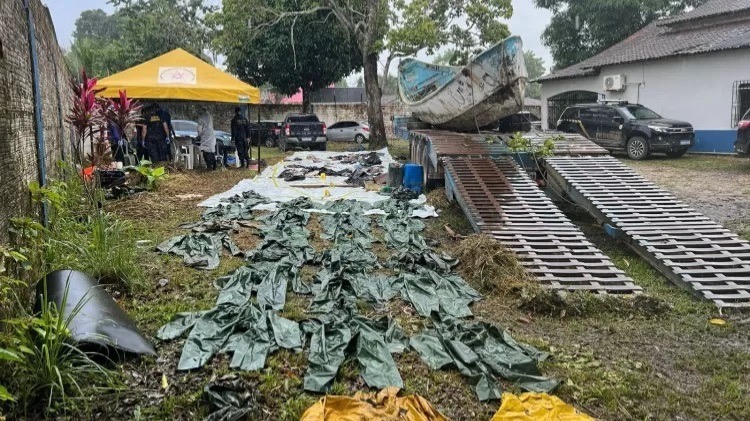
[46,0,554,73]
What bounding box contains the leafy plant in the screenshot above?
[1,280,114,415]
[66,69,105,167]
[507,131,556,158]
[0,245,29,276]
[124,160,167,190]
[104,89,142,147]
[10,175,145,293]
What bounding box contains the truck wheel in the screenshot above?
[355,134,365,144]
[319,142,327,151]
[626,136,650,160]
[265,138,275,148]
[278,139,287,152]
[665,148,688,158]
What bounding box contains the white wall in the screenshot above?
[541,49,750,130]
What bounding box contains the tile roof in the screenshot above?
[539,0,750,82]
[666,0,750,24]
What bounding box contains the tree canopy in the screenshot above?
[210,0,361,112]
[524,51,546,99]
[535,0,708,70]
[66,0,215,78]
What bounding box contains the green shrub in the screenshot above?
[10,168,145,294]
[0,281,114,415]
[124,160,167,190]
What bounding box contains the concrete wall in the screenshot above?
[541,49,750,153]
[160,100,408,136]
[0,0,72,242]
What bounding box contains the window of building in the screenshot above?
[732,81,750,127]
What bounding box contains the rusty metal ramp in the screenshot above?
[443,156,641,294]
[410,130,609,185]
[544,156,750,309]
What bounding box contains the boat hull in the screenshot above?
[398,36,528,131]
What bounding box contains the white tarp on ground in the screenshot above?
[198,148,438,218]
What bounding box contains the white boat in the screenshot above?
[398,36,527,131]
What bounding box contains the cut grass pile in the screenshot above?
[454,234,532,294]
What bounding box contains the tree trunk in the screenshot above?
[363,52,387,149]
[302,87,310,113]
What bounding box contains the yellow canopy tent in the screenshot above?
[97,48,260,104]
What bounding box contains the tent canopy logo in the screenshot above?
[158,67,197,85]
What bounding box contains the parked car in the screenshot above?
[556,102,694,160]
[278,114,327,151]
[734,108,750,155]
[172,119,234,166]
[326,121,370,143]
[259,121,282,147]
[172,119,231,145]
[495,111,541,133]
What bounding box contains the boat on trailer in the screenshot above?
[398,36,527,132]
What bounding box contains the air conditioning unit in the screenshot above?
[603,74,626,91]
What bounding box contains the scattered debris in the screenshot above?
[301,387,447,420]
[198,149,396,207]
[202,374,256,421]
[157,278,169,288]
[176,193,204,200]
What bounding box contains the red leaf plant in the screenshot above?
[66,69,106,163]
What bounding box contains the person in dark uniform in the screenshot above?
[231,107,250,168]
[107,119,125,163]
[135,110,148,161]
[144,104,170,162]
[156,104,175,161]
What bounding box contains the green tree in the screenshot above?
[252,0,513,149]
[335,78,349,88]
[109,0,216,69]
[431,50,459,66]
[211,0,361,113]
[524,51,546,99]
[67,1,216,78]
[535,0,708,69]
[72,9,122,42]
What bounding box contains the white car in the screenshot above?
[326,121,370,143]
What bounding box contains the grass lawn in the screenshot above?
[72,144,750,420]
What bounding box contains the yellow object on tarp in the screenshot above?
[300,387,447,421]
[97,49,260,104]
[490,393,595,421]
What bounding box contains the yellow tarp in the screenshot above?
[97,49,260,104]
[490,393,595,421]
[300,387,447,421]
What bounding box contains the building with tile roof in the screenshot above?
[539,0,750,153]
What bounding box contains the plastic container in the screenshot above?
[226,153,237,167]
[402,163,424,193]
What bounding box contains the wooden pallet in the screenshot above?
[544,156,750,308]
[443,157,641,294]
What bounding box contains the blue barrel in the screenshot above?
[403,163,424,193]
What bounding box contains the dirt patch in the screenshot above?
[624,155,750,223]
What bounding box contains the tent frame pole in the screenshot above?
[257,105,261,173]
